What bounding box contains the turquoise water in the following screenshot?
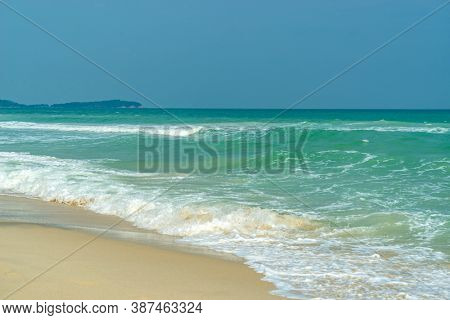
[0,107,449,299]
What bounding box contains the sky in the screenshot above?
[0,0,449,109]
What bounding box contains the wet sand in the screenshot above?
[0,196,277,300]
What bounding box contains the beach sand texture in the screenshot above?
[0,196,277,300]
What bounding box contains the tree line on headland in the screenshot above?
[0,99,142,108]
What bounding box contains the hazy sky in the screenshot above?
[1,0,449,108]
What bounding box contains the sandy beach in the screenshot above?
[0,196,277,300]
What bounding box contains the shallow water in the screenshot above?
[0,107,449,298]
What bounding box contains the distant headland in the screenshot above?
[0,99,142,108]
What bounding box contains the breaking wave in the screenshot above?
[0,152,316,237]
[0,121,203,137]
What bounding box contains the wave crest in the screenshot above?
[0,121,203,137]
[0,152,316,237]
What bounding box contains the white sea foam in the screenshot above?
[201,121,450,134]
[1,120,449,137]
[0,152,316,237]
[302,122,450,134]
[331,125,449,134]
[0,121,203,137]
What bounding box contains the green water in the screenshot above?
[0,107,449,298]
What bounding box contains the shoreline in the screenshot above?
[0,195,278,300]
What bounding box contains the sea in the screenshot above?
[0,106,449,299]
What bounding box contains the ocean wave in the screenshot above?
[197,121,450,134]
[0,121,203,137]
[320,125,449,134]
[0,152,317,237]
[294,121,449,134]
[1,120,449,138]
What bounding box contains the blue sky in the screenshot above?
[1,0,449,108]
